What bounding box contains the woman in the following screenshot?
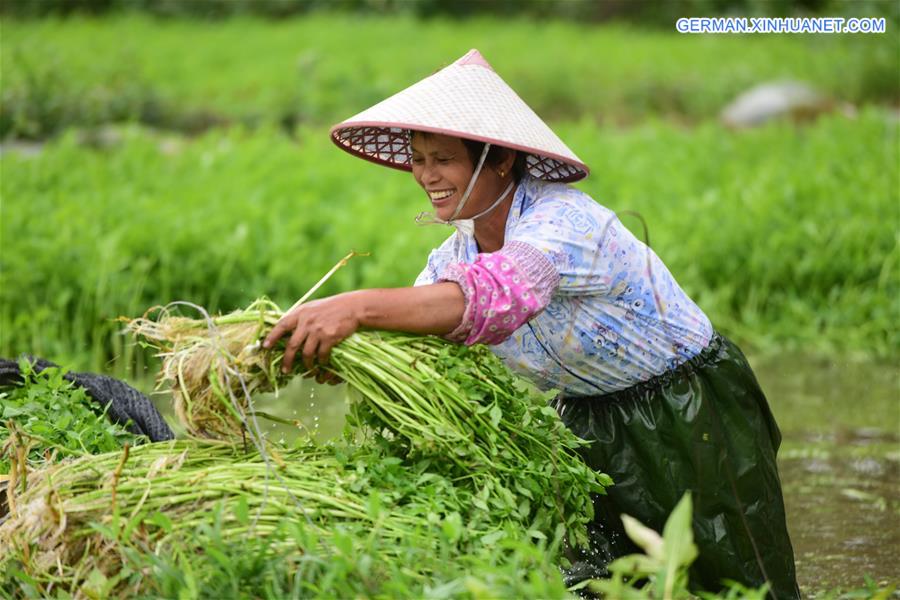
[263,49,799,598]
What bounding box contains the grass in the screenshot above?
[1,110,896,372]
[2,13,897,138]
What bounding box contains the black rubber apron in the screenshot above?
[552,333,800,599]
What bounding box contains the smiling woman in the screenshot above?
[264,49,801,598]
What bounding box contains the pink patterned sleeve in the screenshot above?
[438,241,560,345]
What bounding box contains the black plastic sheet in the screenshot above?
[0,356,174,442]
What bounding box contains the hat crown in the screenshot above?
[454,49,494,71]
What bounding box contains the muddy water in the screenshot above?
[148,354,899,593]
[752,355,899,593]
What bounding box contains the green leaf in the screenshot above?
[234,496,249,526]
[441,512,462,544]
[539,405,558,417]
[621,514,664,561]
[146,512,173,534]
[1,405,27,418]
[333,529,353,556]
[517,498,531,518]
[366,491,384,518]
[480,530,506,545]
[617,553,659,574]
[661,492,698,594]
[521,410,532,427]
[489,404,502,427]
[205,546,231,571]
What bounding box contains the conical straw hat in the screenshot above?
[330,49,589,183]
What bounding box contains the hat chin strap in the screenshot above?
[416,143,514,228]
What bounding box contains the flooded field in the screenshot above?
[149,354,899,594]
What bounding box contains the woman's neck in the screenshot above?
[473,186,516,253]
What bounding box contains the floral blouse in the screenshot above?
[414,175,713,396]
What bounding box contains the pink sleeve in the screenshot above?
[438,241,560,345]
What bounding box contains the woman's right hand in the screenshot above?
[263,292,363,377]
[264,283,466,380]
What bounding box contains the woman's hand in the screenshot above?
[262,284,465,381]
[263,293,362,378]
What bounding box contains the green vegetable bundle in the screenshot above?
[126,298,607,530]
[1,298,609,597]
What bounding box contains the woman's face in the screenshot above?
[410,133,494,222]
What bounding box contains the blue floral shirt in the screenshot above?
[415,175,713,396]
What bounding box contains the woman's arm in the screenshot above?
[263,282,464,374]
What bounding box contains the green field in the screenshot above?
[3,14,898,137]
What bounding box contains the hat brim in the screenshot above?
[330,121,589,183]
